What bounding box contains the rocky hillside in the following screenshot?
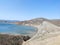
[0,34,30,45]
[13,18,60,26]
[0,18,60,26]
[23,21,60,45]
[51,19,60,26]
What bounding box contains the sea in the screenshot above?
[0,23,37,36]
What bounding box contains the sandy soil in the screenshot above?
[22,21,60,45]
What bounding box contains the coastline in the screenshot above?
[22,21,60,45]
[0,23,38,37]
[0,23,38,45]
[0,21,60,45]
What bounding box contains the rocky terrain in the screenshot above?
[0,18,60,45]
[23,21,60,45]
[12,18,60,26]
[0,18,60,26]
[0,21,60,45]
[0,34,30,45]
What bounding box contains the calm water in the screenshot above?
[0,23,37,36]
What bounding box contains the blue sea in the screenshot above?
[0,23,37,36]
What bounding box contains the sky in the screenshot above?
[0,0,60,21]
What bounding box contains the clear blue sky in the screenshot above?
[0,0,60,21]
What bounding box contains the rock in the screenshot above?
[0,34,23,45]
[23,36,30,41]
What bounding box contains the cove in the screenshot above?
[0,23,37,36]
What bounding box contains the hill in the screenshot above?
[0,18,60,26]
[23,21,60,45]
[12,18,60,26]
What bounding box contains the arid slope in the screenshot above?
[23,21,60,45]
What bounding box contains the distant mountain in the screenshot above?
[12,18,50,25]
[0,18,60,26]
[51,19,60,26]
[13,18,60,26]
[0,20,20,23]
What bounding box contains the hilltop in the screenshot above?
[0,18,60,26]
[12,18,60,26]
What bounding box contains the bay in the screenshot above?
[0,23,37,36]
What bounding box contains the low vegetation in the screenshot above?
[0,34,30,45]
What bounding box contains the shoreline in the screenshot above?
[0,23,38,37]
